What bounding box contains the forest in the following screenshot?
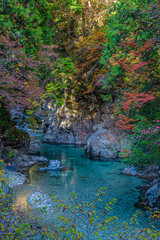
[0,0,160,239]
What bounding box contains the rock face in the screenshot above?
[43,106,93,144]
[43,104,130,158]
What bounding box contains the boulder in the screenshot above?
[28,140,40,154]
[85,130,120,159]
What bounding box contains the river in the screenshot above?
[11,135,160,239]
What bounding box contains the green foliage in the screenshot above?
[8,150,15,158]
[100,0,159,97]
[100,0,160,166]
[125,119,160,167]
[0,0,54,55]
[42,57,77,106]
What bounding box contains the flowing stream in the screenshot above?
[11,135,159,239]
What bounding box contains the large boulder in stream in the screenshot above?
[85,130,130,159]
[85,130,119,159]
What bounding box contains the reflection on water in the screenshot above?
[11,142,159,239]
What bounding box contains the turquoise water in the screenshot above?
[12,140,160,239]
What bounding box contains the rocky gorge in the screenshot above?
[43,103,130,159]
[1,102,160,212]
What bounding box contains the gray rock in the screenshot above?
[145,180,160,208]
[17,155,48,171]
[122,166,138,176]
[39,160,62,172]
[86,130,119,159]
[122,165,159,178]
[43,106,92,144]
[28,140,40,154]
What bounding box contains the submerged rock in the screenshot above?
[39,160,63,172]
[27,192,52,210]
